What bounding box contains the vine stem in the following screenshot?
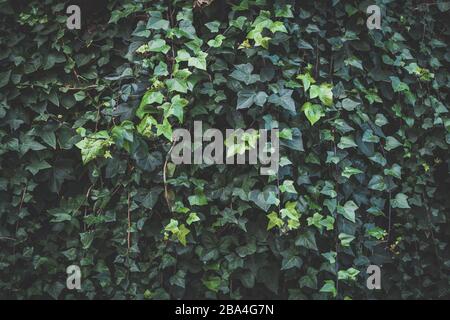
[167,0,176,78]
[64,85,98,91]
[13,183,27,264]
[163,141,176,212]
[0,237,16,241]
[379,145,392,245]
[127,193,131,252]
[84,184,94,232]
[332,139,339,298]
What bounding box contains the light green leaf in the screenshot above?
[319,83,333,106]
[338,268,360,281]
[137,91,164,118]
[148,39,170,53]
[188,52,208,71]
[207,35,226,48]
[267,211,283,230]
[279,180,297,194]
[302,102,324,125]
[339,233,355,247]
[320,280,337,297]
[188,190,208,206]
[166,78,188,93]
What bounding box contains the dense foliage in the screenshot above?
[0,0,449,299]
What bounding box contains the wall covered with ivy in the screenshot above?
[0,0,449,299]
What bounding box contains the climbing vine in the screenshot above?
[0,0,449,300]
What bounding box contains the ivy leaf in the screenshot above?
[148,39,170,53]
[137,91,164,118]
[342,167,363,178]
[176,224,190,246]
[176,49,191,62]
[367,226,387,240]
[338,136,357,149]
[320,280,337,297]
[165,219,179,234]
[165,95,188,122]
[309,85,320,99]
[187,212,200,225]
[75,131,112,164]
[385,136,402,151]
[50,213,72,223]
[188,51,208,70]
[254,91,268,106]
[281,255,303,270]
[170,270,186,288]
[295,230,318,251]
[296,73,315,91]
[230,16,246,29]
[74,91,86,102]
[236,242,257,258]
[337,201,358,223]
[267,211,283,230]
[279,180,297,194]
[205,21,220,32]
[146,11,169,30]
[26,160,52,175]
[362,130,380,143]
[339,233,355,247]
[202,276,221,292]
[320,216,335,231]
[188,190,208,206]
[253,32,271,48]
[237,90,256,109]
[166,78,188,93]
[154,61,169,76]
[384,164,402,179]
[269,89,296,113]
[230,63,260,85]
[0,70,11,88]
[319,83,333,106]
[140,187,163,209]
[41,130,57,149]
[249,186,279,212]
[341,98,360,111]
[345,57,363,70]
[338,268,360,281]
[207,35,226,48]
[302,102,324,125]
[390,76,410,92]
[156,118,173,141]
[80,232,94,249]
[391,193,411,209]
[368,175,386,191]
[275,5,294,18]
[322,251,337,264]
[269,21,288,33]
